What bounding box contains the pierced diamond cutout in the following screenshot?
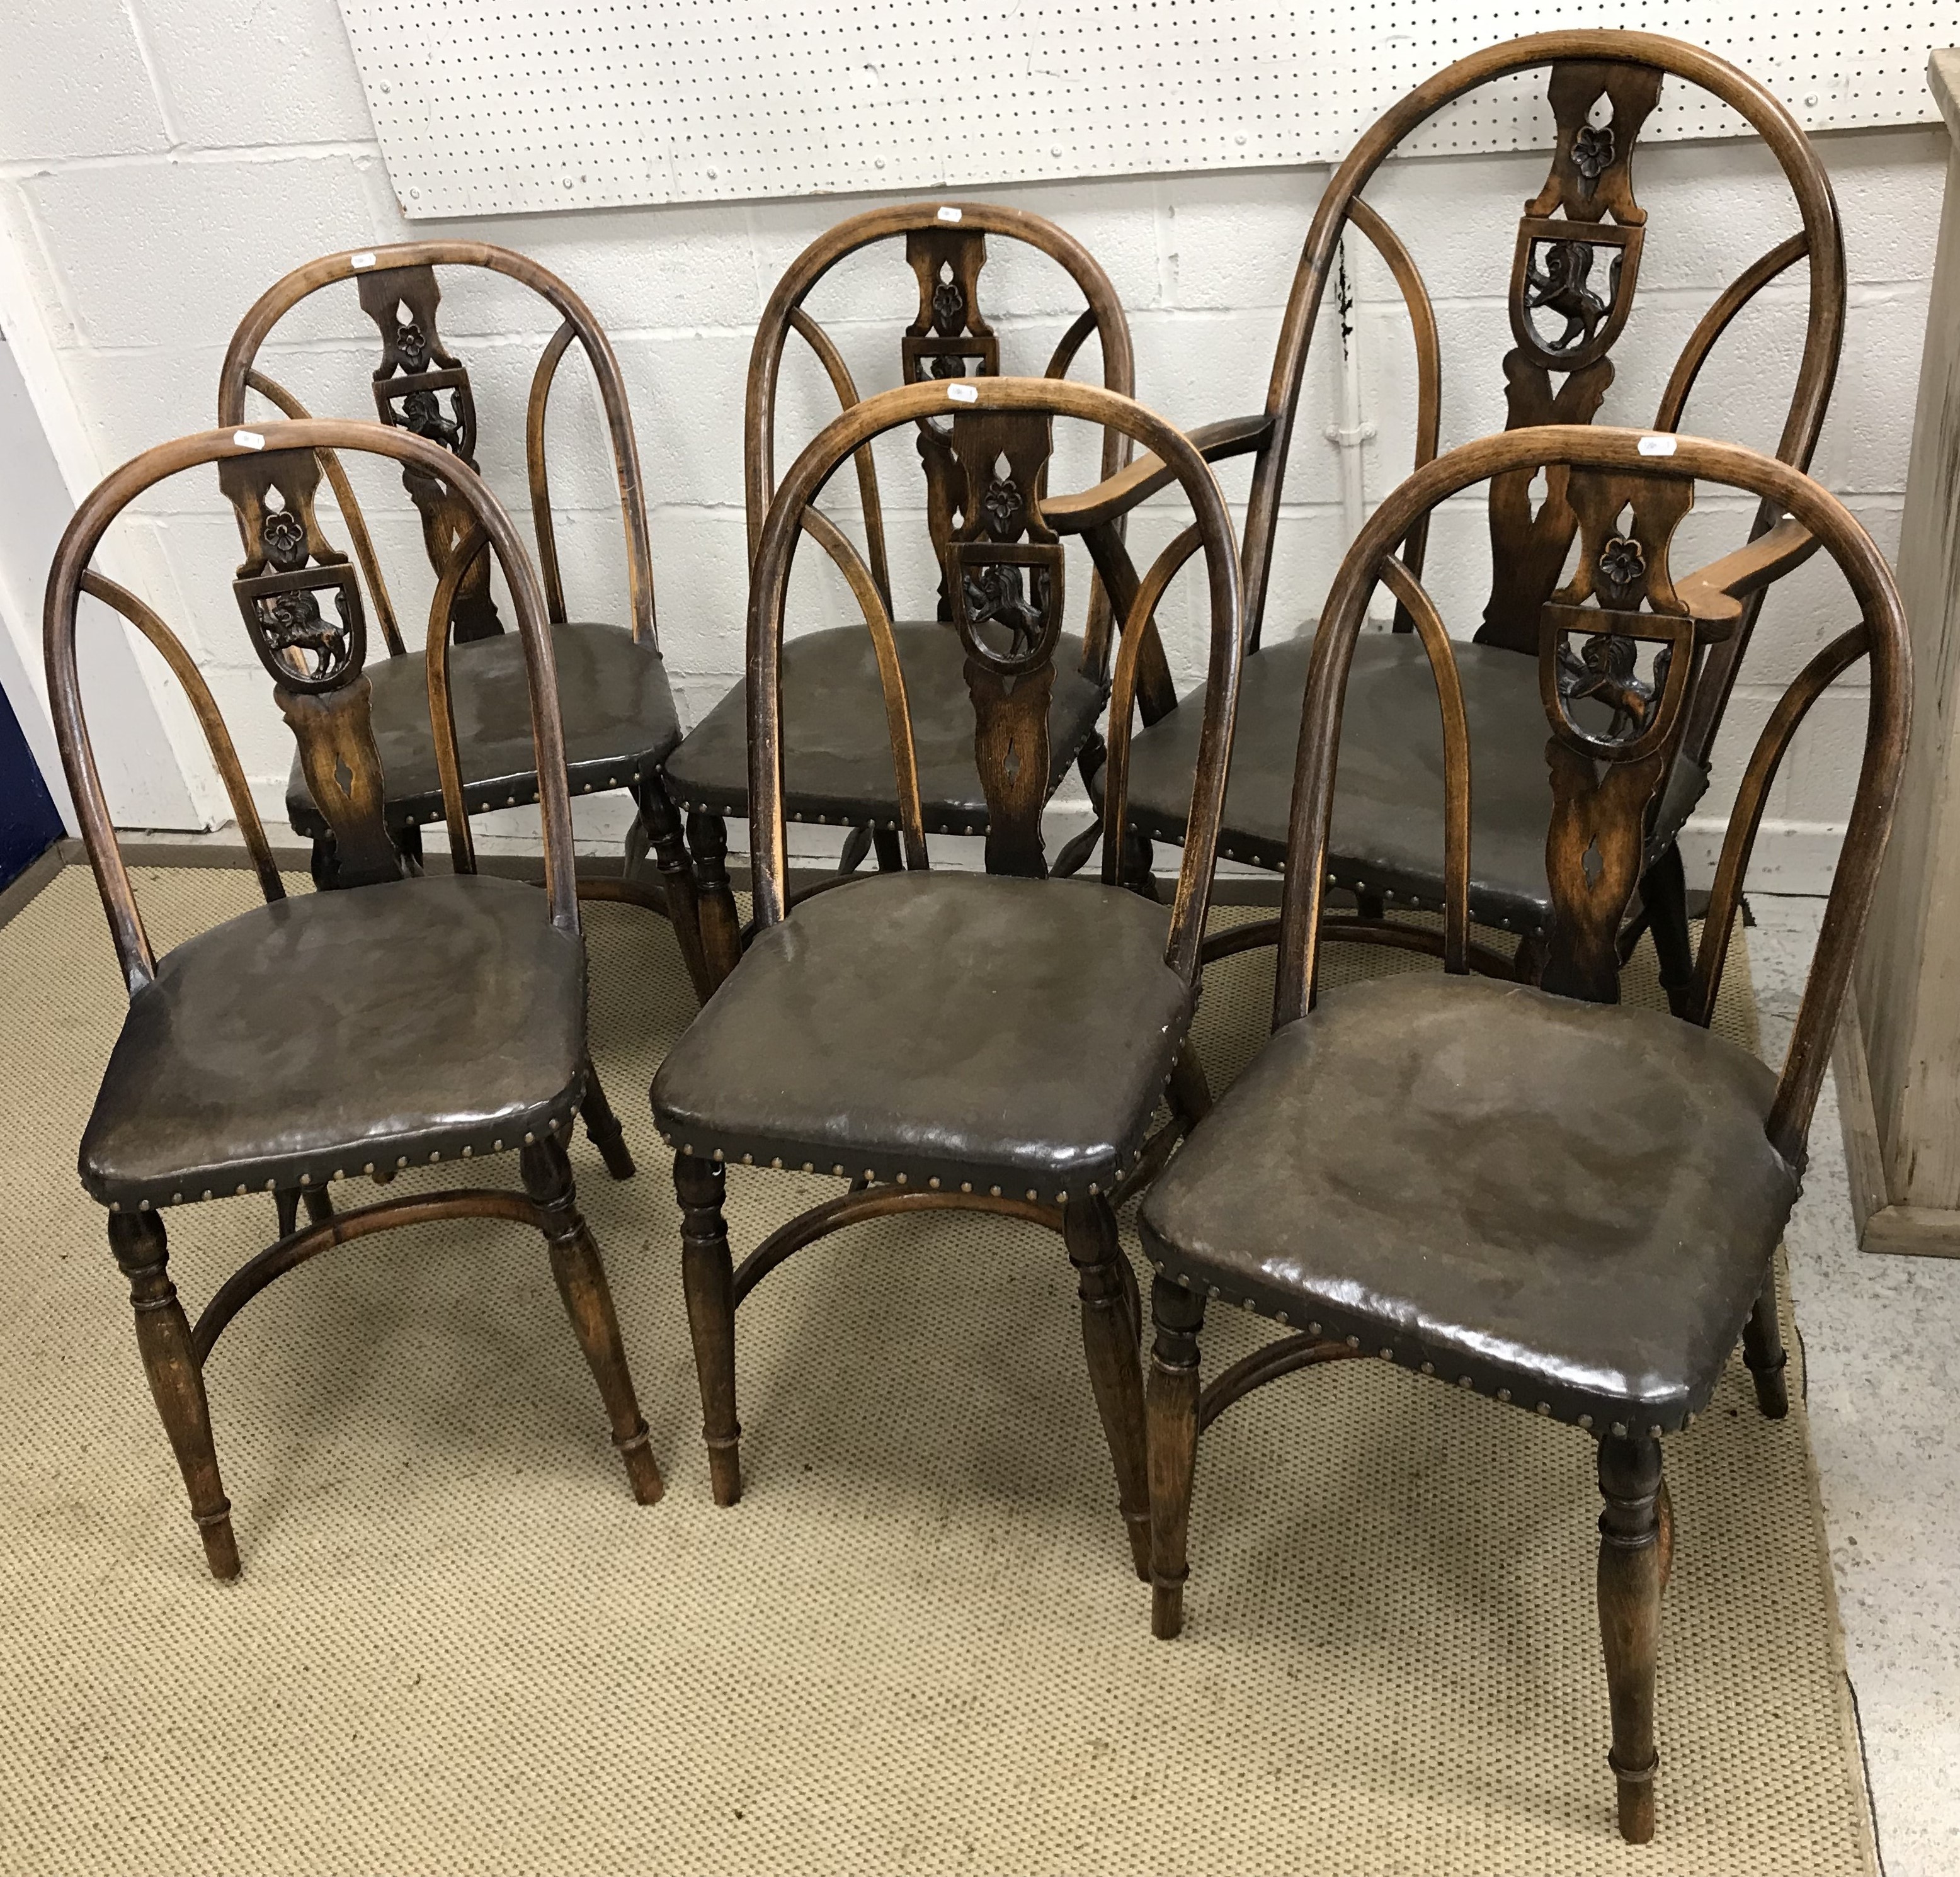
[1581,836,1604,888]
[1002,740,1022,784]
[334,756,354,798]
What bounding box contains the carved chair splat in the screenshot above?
[217,242,713,1019]
[1042,31,1845,1011]
[659,202,1141,989]
[48,420,669,1577]
[650,377,1243,1579]
[1137,424,1909,1845]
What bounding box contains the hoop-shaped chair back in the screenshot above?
[45,420,581,998]
[1275,424,1908,1167]
[746,203,1137,681]
[748,377,1241,986]
[1246,31,1842,766]
[216,241,655,655]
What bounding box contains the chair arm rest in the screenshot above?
[1677,517,1819,639]
[1045,412,1273,535]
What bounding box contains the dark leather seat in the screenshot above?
[1139,973,1798,1431]
[285,622,682,836]
[661,623,1107,832]
[1118,634,1708,931]
[652,870,1188,1201]
[82,875,587,1211]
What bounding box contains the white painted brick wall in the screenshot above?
[0,0,1943,891]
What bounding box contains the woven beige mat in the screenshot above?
[0,865,1872,1875]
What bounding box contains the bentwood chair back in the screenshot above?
[660,202,1141,983]
[1046,30,1843,1012]
[217,242,714,1011]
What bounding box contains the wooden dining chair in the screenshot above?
[48,419,665,1578]
[1136,424,1908,1841]
[659,203,1141,986]
[651,376,1241,1578]
[1045,31,1844,1012]
[217,242,714,1027]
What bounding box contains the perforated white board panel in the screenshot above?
[339,2,1946,218]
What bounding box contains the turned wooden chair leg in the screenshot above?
[521,1137,663,1505]
[1597,1431,1665,1844]
[302,1187,334,1225]
[1063,1194,1151,1580]
[837,824,872,875]
[108,1212,240,1580]
[1741,1267,1791,1419]
[637,774,717,1005]
[872,825,904,871]
[273,1186,300,1239]
[1355,887,1386,921]
[1641,841,1696,1019]
[687,810,744,990]
[1146,1274,1205,1639]
[578,1069,637,1181]
[675,1152,741,1506]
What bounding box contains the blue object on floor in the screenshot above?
[0,679,61,890]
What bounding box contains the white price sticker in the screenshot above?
[350,251,377,269]
[945,382,979,404]
[1637,434,1677,456]
[232,429,266,450]
[936,205,962,223]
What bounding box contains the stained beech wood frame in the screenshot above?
[667,376,1239,1558]
[1279,422,1907,1164]
[50,421,583,985]
[217,241,657,647]
[1042,30,1846,950]
[47,422,663,1573]
[215,242,714,1006]
[746,375,1243,986]
[1151,426,1905,1842]
[745,201,1138,684]
[1238,33,1842,672]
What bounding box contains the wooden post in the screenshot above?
[1840,50,1960,1257]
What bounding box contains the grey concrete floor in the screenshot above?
[1751,895,1960,1877]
